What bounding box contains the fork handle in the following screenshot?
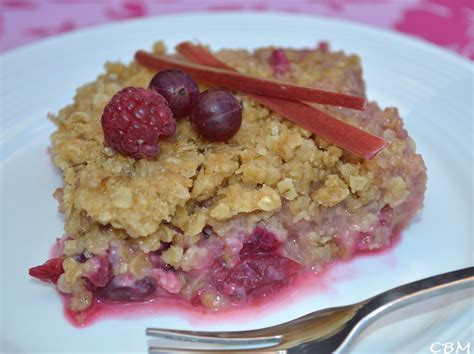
[336,266,474,352]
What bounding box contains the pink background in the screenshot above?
[1,0,473,60]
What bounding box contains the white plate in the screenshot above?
[1,12,472,354]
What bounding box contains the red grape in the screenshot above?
[190,88,242,141]
[149,69,199,119]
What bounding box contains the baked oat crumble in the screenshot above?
[30,41,427,319]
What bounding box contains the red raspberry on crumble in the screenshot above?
[101,87,176,160]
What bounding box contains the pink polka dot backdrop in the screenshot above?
[1,0,473,59]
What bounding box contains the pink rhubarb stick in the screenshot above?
[135,50,367,110]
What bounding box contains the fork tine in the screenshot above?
[147,328,282,340]
[149,348,287,354]
[146,328,282,347]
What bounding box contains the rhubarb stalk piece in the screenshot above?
[173,42,389,159]
[135,50,367,111]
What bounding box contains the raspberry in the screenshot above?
[101,87,176,159]
[223,254,301,299]
[29,258,64,284]
[268,49,290,76]
[240,227,280,255]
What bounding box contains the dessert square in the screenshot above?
[30,42,426,322]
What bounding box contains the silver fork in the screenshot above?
[147,267,473,353]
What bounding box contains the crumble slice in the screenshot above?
[40,42,426,316]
